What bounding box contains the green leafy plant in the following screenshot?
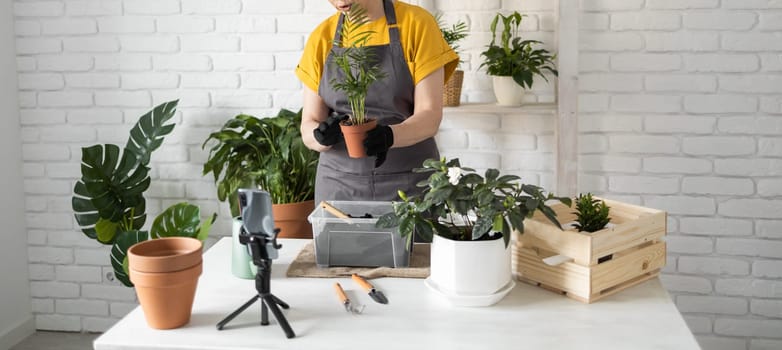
[479,11,558,89]
[573,193,611,233]
[436,14,469,59]
[202,108,318,216]
[329,4,387,125]
[72,100,216,287]
[377,158,571,248]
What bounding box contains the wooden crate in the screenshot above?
[514,198,667,303]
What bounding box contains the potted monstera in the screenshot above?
[72,100,216,329]
[329,4,387,157]
[480,11,558,106]
[377,158,570,306]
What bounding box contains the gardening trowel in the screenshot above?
[352,273,388,304]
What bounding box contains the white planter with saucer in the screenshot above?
[426,234,514,307]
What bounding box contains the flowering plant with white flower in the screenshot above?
[377,157,570,247]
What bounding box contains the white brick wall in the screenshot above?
[11,0,782,345]
[580,1,782,349]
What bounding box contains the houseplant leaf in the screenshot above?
[110,230,149,287]
[150,202,203,239]
[125,99,178,165]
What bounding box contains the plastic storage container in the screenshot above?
[307,201,410,268]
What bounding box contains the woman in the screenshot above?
[297,0,458,205]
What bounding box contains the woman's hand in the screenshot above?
[314,113,348,146]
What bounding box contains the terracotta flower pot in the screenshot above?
[340,118,377,158]
[272,200,315,239]
[128,237,203,329]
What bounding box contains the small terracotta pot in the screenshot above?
[272,200,315,239]
[128,237,203,329]
[340,118,377,158]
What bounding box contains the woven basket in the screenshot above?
[443,70,464,107]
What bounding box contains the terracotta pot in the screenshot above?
[128,237,203,329]
[128,237,203,273]
[272,200,315,239]
[340,118,377,158]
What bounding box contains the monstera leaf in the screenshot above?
[125,100,178,165]
[72,144,148,244]
[71,100,178,244]
[110,230,149,287]
[150,202,216,241]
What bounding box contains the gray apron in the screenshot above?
[315,0,439,205]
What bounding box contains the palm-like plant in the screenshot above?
[72,100,215,287]
[480,11,558,89]
[329,4,387,125]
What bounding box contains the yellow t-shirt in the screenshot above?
[295,1,459,93]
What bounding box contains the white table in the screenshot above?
[94,237,699,350]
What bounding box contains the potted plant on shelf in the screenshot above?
[329,4,387,157]
[72,100,216,329]
[202,108,318,277]
[437,14,469,107]
[479,11,558,106]
[377,157,570,306]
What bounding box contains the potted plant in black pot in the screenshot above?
[72,100,216,328]
[377,157,570,306]
[480,11,558,106]
[437,14,469,107]
[328,4,387,157]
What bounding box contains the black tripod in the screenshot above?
[216,230,295,338]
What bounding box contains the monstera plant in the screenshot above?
[72,100,216,287]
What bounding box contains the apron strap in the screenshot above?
[332,0,400,45]
[383,0,401,44]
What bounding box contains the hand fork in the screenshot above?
[334,282,365,315]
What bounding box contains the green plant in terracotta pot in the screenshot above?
[71,100,216,288]
[329,4,387,157]
[377,157,570,305]
[202,108,318,236]
[479,11,558,106]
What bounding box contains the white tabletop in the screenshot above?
[94,237,699,350]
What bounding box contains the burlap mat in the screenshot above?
[285,241,430,279]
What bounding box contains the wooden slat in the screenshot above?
[555,0,579,198]
[590,241,667,294]
[515,246,591,300]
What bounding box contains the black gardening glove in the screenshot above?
[364,124,394,168]
[313,113,348,146]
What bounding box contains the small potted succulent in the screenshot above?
[328,4,387,157]
[479,11,558,106]
[572,193,614,263]
[377,157,569,306]
[437,14,469,107]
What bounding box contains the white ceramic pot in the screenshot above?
[429,234,512,297]
[492,76,525,106]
